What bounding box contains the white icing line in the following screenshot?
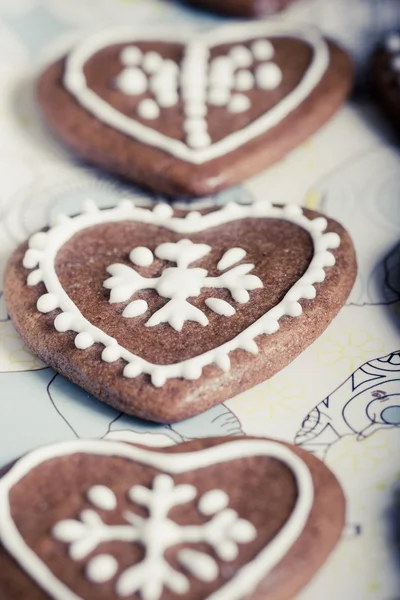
[0,438,314,600]
[22,199,340,387]
[63,23,330,164]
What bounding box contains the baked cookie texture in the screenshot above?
[181,0,298,18]
[36,24,354,197]
[0,437,345,600]
[370,31,400,129]
[4,201,357,423]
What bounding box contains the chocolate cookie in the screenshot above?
[0,436,345,600]
[370,31,400,128]
[37,23,354,197]
[4,199,357,423]
[180,0,297,18]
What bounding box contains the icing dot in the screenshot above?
[102,346,121,362]
[28,231,48,250]
[187,131,212,149]
[228,93,251,113]
[152,203,173,219]
[129,247,154,267]
[151,370,167,387]
[235,70,254,92]
[184,102,208,118]
[115,67,147,95]
[216,354,231,372]
[54,312,74,332]
[142,51,163,74]
[205,298,235,317]
[138,99,160,120]
[184,118,208,133]
[208,87,230,106]
[229,45,253,68]
[86,555,118,583]
[123,361,142,378]
[88,485,117,510]
[210,56,234,78]
[231,519,257,542]
[23,249,42,269]
[27,269,43,286]
[37,293,58,313]
[198,489,229,515]
[162,59,179,75]
[252,39,274,61]
[75,332,94,350]
[120,46,142,66]
[256,63,282,90]
[157,92,179,108]
[122,300,148,318]
[386,32,400,53]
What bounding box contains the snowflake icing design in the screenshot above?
[53,475,256,599]
[104,239,263,332]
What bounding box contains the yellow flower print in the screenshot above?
[231,374,305,420]
[328,431,393,473]
[0,321,44,372]
[316,330,385,374]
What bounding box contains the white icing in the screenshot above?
[63,24,330,164]
[129,246,154,267]
[198,489,229,515]
[23,199,340,387]
[235,70,254,92]
[142,51,163,74]
[105,239,260,331]
[205,298,236,317]
[184,118,208,133]
[115,67,147,95]
[86,554,119,583]
[122,299,148,319]
[386,32,400,54]
[256,62,282,90]
[228,94,251,114]
[87,485,117,510]
[187,131,212,149]
[120,46,142,66]
[178,548,218,582]
[208,87,230,107]
[252,39,274,61]
[218,247,247,271]
[229,45,253,68]
[138,99,160,120]
[0,438,314,600]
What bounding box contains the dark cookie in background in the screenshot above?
[37,23,354,197]
[0,436,345,600]
[4,200,357,423]
[370,31,400,129]
[179,0,298,18]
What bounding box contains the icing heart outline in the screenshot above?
[0,438,314,600]
[64,22,330,164]
[22,199,341,387]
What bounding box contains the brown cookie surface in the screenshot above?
[37,24,354,197]
[370,31,400,129]
[0,436,345,600]
[4,200,357,423]
[180,0,298,18]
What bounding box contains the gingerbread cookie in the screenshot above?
[370,31,400,128]
[4,199,357,423]
[181,0,297,18]
[0,436,345,600]
[37,23,354,197]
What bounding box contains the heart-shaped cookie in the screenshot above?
[4,199,356,423]
[0,437,345,600]
[37,23,354,197]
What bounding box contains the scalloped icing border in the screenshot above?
[22,198,341,387]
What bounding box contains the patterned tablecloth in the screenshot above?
[0,2,399,599]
